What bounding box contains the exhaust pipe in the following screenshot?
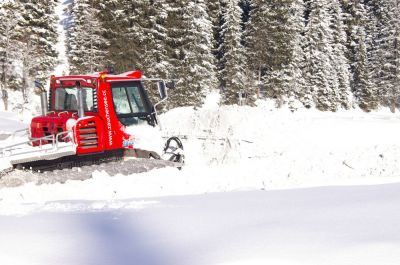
[40,91,48,116]
[35,80,47,116]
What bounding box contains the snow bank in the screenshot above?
[1,100,400,213]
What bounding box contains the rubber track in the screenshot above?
[0,159,182,188]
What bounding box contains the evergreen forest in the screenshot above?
[1,0,400,112]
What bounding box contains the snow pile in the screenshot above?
[161,102,400,184]
[124,123,165,155]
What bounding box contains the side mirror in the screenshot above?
[34,80,44,95]
[157,81,167,99]
[34,80,43,89]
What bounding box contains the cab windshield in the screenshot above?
[111,81,151,126]
[54,87,94,111]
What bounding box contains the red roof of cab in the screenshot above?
[53,70,142,80]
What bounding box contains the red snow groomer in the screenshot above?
[0,71,183,173]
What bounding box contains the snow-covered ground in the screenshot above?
[2,91,400,264]
[0,111,27,136]
[1,184,400,265]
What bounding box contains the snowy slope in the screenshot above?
[1,185,400,265]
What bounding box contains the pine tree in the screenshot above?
[138,0,169,78]
[207,0,224,88]
[167,0,217,108]
[345,0,379,111]
[304,0,338,111]
[97,0,126,72]
[340,0,361,82]
[329,0,351,109]
[208,0,222,28]
[288,0,307,109]
[0,1,24,96]
[364,0,382,107]
[68,0,108,74]
[161,0,217,108]
[208,0,222,45]
[373,0,400,112]
[99,0,168,75]
[220,0,248,105]
[245,0,270,95]
[159,0,187,107]
[353,26,377,111]
[246,0,305,107]
[19,0,58,101]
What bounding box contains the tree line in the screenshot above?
[1,0,400,112]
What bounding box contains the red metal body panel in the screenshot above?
[95,80,125,151]
[74,116,105,154]
[30,71,145,154]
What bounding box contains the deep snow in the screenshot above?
[1,185,400,265]
[1,92,400,264]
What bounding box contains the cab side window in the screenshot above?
[112,87,131,114]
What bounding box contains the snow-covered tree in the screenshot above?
[138,0,169,78]
[304,0,339,111]
[110,0,169,76]
[0,0,57,104]
[246,0,305,107]
[370,0,400,112]
[95,0,125,72]
[19,0,58,101]
[220,0,248,105]
[329,0,351,109]
[288,0,307,109]
[68,0,108,74]
[353,26,377,111]
[208,0,224,83]
[167,0,217,108]
[245,0,269,95]
[0,1,23,93]
[149,0,218,108]
[343,0,378,111]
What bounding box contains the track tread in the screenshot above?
[0,158,182,188]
